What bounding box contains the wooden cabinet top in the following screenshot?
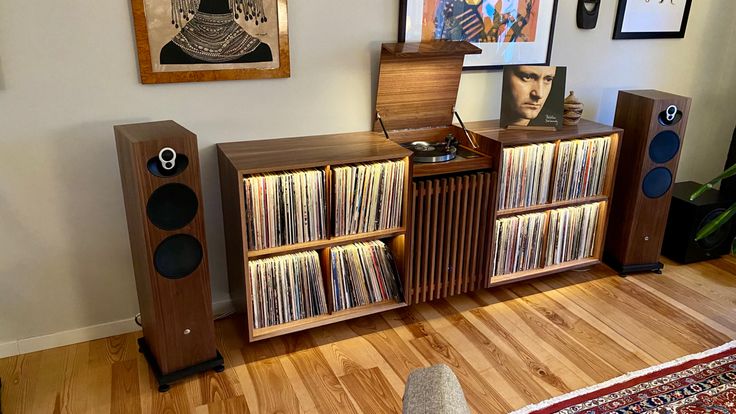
[217,131,412,174]
[468,119,623,146]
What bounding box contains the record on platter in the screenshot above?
[402,140,457,163]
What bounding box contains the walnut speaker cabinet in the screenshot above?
[604,90,691,275]
[115,120,223,392]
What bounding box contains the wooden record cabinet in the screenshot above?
[218,133,413,341]
[216,41,623,342]
[467,119,623,286]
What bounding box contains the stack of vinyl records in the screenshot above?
[248,251,328,329]
[243,170,326,250]
[552,137,611,202]
[492,212,547,276]
[545,202,602,265]
[333,160,405,236]
[498,143,555,210]
[331,240,402,311]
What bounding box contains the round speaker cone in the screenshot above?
[696,208,732,251]
[642,167,673,198]
[649,131,680,163]
[154,234,203,279]
[147,183,198,230]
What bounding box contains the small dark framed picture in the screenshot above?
[398,0,559,70]
[613,0,692,40]
[500,65,567,130]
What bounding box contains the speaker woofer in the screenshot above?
[154,234,203,279]
[642,167,673,198]
[696,208,733,250]
[649,130,680,163]
[147,183,198,231]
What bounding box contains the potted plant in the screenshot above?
[691,163,736,252]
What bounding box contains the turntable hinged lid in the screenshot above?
[373,41,481,133]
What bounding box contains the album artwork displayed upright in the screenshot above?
[500,65,566,130]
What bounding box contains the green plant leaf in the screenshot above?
[691,163,736,200]
[731,238,736,255]
[695,201,736,241]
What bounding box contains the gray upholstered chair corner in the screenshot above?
[403,364,471,414]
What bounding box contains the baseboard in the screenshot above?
[4,297,236,358]
[17,318,141,355]
[0,340,20,359]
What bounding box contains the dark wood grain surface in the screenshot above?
[217,132,411,174]
[467,119,623,146]
[114,121,218,374]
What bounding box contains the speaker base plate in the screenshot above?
[137,337,224,392]
[603,254,664,276]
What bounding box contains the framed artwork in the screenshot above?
[130,0,290,84]
[398,0,559,71]
[613,0,692,39]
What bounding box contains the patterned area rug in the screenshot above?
[512,341,736,414]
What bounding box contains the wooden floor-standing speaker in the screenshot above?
[115,120,223,392]
[604,90,691,275]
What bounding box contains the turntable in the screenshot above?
[372,41,495,177]
[402,135,458,163]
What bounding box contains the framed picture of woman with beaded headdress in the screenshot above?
[130,0,289,83]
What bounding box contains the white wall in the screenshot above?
[2,1,735,347]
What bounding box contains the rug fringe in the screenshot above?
[509,340,736,414]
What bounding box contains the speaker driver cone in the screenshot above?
[154,234,203,279]
[147,183,198,230]
[649,130,680,163]
[696,208,733,251]
[642,167,673,198]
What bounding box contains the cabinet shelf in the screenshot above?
[251,299,407,341]
[496,195,608,218]
[247,227,406,259]
[489,257,600,287]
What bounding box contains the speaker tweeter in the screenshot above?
[658,105,683,126]
[147,153,189,177]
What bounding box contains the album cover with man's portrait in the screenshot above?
[500,65,566,130]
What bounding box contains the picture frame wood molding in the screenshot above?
[398,0,559,71]
[130,0,290,84]
[613,0,692,40]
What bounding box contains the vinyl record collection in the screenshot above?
[552,137,611,201]
[331,240,402,311]
[333,160,405,236]
[498,143,555,210]
[243,170,327,250]
[492,212,548,276]
[545,202,602,265]
[248,251,328,329]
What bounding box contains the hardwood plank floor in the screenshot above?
[1,257,735,413]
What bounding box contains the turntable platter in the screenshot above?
[402,141,457,163]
